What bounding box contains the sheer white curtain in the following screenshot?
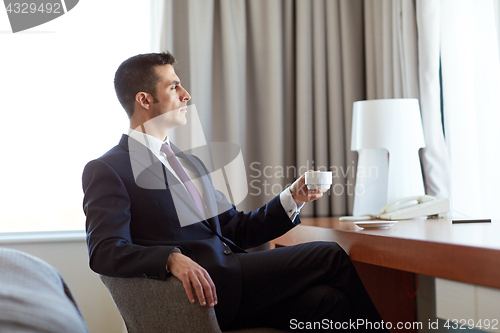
[418,0,500,219]
[416,0,451,199]
[440,0,500,218]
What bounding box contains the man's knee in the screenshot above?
[304,241,351,263]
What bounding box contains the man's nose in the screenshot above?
[181,87,191,102]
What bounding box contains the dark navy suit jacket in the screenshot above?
[82,134,298,326]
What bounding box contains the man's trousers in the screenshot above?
[222,241,389,332]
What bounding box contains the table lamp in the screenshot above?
[351,98,426,216]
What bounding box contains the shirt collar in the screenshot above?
[127,128,170,155]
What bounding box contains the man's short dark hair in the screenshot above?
[114,52,176,118]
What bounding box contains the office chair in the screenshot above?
[100,275,289,333]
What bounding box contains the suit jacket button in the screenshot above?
[224,249,231,255]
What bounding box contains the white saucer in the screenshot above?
[354,221,398,229]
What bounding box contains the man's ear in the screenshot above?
[135,92,152,110]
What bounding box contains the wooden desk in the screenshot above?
[271,217,500,331]
[272,217,500,289]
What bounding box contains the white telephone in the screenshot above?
[340,195,450,221]
[378,195,450,220]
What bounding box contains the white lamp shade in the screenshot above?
[351,98,426,215]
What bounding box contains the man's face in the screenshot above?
[150,64,191,129]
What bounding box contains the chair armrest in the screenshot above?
[100,275,222,333]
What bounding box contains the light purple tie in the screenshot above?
[161,143,206,219]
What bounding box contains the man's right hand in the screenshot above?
[167,252,218,308]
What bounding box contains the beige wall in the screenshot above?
[1,238,125,333]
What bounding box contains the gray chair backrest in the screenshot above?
[100,275,290,333]
[100,275,222,333]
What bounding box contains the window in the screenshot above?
[0,0,153,232]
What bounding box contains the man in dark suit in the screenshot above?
[83,52,387,331]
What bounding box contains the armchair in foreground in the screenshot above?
[0,248,89,333]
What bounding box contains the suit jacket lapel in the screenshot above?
[123,135,207,226]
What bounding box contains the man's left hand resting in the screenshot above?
[167,251,218,308]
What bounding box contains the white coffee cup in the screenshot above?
[305,171,333,190]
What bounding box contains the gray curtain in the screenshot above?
[364,0,450,199]
[159,0,443,216]
[160,0,365,216]
[364,0,419,99]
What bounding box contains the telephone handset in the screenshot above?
[340,195,450,221]
[378,195,450,220]
[380,195,436,214]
